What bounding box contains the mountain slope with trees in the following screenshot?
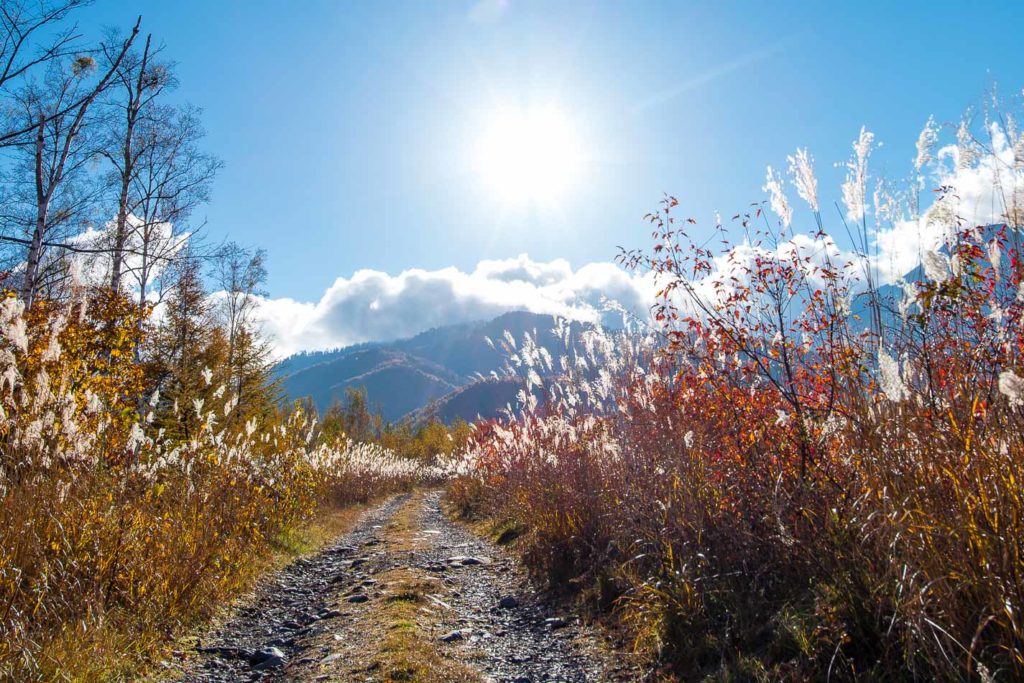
[275,310,591,423]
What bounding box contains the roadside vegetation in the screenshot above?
[0,4,455,680]
[0,270,444,680]
[447,101,1024,680]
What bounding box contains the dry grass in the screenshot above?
[0,292,434,682]
[274,501,375,557]
[146,500,373,682]
[446,188,1024,678]
[370,568,481,683]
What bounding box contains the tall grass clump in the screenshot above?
[446,102,1024,679]
[0,284,436,681]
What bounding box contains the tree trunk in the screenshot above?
[109,180,131,291]
[21,116,49,307]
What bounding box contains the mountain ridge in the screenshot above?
[275,310,577,423]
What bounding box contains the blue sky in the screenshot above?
[79,1,1024,317]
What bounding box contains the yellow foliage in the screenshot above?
[0,291,426,681]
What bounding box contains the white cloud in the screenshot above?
[255,254,657,357]
[870,120,1023,285]
[70,216,187,298]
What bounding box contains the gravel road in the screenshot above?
[174,491,637,682]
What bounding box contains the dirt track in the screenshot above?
[173,491,638,682]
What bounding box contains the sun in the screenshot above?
[472,105,583,206]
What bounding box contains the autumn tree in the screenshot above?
[319,387,381,444]
[210,242,277,427]
[146,253,222,440]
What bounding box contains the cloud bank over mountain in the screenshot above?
[256,255,657,357]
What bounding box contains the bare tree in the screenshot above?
[214,242,266,360]
[4,23,139,305]
[213,242,268,407]
[86,23,221,309]
[0,0,86,93]
[9,57,103,303]
[99,29,166,292]
[0,4,143,150]
[107,103,220,307]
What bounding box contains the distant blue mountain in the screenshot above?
[275,311,585,423]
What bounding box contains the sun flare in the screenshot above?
[472,106,583,206]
